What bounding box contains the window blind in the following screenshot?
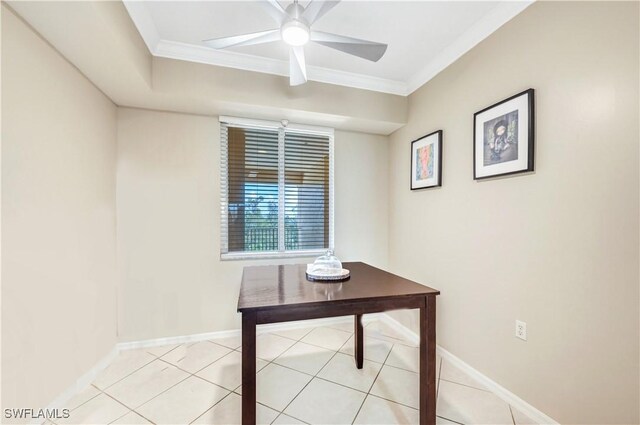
[285,131,330,251]
[220,118,333,258]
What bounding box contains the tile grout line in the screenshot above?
[254,326,321,425]
[230,327,354,360]
[92,344,183,397]
[438,415,465,425]
[272,327,356,423]
[436,356,465,425]
[129,409,157,425]
[242,361,422,414]
[118,359,193,409]
[101,390,156,425]
[112,408,157,425]
[156,356,237,400]
[275,325,327,342]
[156,339,298,424]
[65,385,102,413]
[102,350,233,424]
[191,325,323,425]
[383,351,466,424]
[187,390,236,425]
[107,407,141,424]
[260,326,413,364]
[439,377,493,393]
[361,393,421,413]
[190,345,238,375]
[350,338,397,424]
[96,356,157,393]
[283,327,354,351]
[267,337,386,386]
[245,328,355,379]
[362,335,467,425]
[64,348,173,419]
[186,390,280,424]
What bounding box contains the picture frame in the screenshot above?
[411,130,443,190]
[473,88,535,180]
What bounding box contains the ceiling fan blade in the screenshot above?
[289,46,307,86]
[302,0,341,25]
[310,31,387,62]
[203,29,280,49]
[261,0,288,25]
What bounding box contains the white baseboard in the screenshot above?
[117,314,380,351]
[117,328,240,351]
[436,346,559,425]
[378,312,421,346]
[35,346,119,425]
[377,314,559,425]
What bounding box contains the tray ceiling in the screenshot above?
[124,1,532,95]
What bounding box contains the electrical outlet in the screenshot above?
[515,320,527,341]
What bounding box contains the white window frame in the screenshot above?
[219,115,335,260]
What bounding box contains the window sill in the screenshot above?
[220,249,328,261]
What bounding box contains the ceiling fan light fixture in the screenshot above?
[281,20,309,46]
[203,0,389,86]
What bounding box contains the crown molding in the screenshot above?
[155,39,409,95]
[124,0,533,97]
[155,39,289,77]
[406,1,534,94]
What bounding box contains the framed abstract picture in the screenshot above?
[411,130,442,190]
[473,89,535,180]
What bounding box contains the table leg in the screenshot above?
[242,311,257,425]
[420,296,436,425]
[354,314,364,369]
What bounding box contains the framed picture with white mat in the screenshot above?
[411,130,443,190]
[474,89,535,180]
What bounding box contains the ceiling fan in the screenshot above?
[203,0,388,86]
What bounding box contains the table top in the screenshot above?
[237,262,439,312]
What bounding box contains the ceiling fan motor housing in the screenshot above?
[284,2,307,23]
[281,3,310,46]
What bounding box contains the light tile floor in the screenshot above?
[52,320,538,425]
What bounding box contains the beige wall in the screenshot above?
[387,2,639,424]
[1,5,117,411]
[116,107,388,341]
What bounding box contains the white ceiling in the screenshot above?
[124,1,532,95]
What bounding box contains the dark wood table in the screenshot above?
[237,261,440,425]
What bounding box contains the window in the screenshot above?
[220,116,334,259]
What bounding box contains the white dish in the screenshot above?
[305,266,350,282]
